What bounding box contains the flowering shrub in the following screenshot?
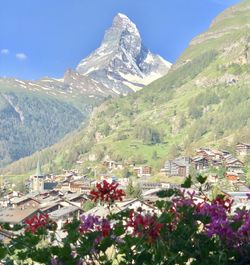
[90,179,125,203]
[126,210,163,243]
[79,214,111,238]
[0,177,249,265]
[25,213,51,233]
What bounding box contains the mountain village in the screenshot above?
[0,142,249,242]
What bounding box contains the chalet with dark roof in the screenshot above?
[192,156,209,171]
[236,142,250,156]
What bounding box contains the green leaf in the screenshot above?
[99,237,113,252]
[196,174,207,184]
[181,175,192,188]
[158,212,172,223]
[156,188,182,198]
[0,244,7,260]
[155,200,165,210]
[114,223,125,236]
[135,250,152,264]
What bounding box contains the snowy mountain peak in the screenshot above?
[112,13,138,32]
[76,13,172,95]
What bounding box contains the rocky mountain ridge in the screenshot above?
[76,13,171,94]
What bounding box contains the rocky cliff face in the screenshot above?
[76,13,171,94]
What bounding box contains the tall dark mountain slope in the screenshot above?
[0,13,170,168]
[3,0,250,175]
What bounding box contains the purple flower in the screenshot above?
[197,197,250,252]
[79,214,111,239]
[79,214,101,233]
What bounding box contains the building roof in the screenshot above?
[0,208,40,224]
[226,158,243,164]
[44,182,58,190]
[85,199,157,218]
[41,202,64,212]
[236,142,250,147]
[49,205,81,220]
[192,156,208,162]
[11,193,40,205]
[62,193,88,202]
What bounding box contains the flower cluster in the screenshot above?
[25,213,50,233]
[1,180,250,265]
[233,209,250,247]
[126,210,163,243]
[90,180,125,203]
[79,214,111,238]
[196,196,250,251]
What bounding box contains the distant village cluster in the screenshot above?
[0,143,249,240]
[162,142,250,181]
[103,143,250,183]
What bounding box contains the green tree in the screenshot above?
[126,179,135,198]
[134,184,143,200]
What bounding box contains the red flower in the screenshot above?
[25,213,50,233]
[126,210,163,243]
[211,197,234,213]
[90,180,125,203]
[100,218,111,237]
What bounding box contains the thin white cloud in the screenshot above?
[16,53,27,60]
[1,49,9,55]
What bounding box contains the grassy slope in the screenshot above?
[1,0,250,175]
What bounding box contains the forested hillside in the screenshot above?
[2,0,250,175]
[0,83,87,167]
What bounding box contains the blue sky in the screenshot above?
[0,0,241,80]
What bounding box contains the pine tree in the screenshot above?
[126,178,135,198]
[134,184,143,200]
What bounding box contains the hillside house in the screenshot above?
[163,157,191,177]
[196,148,216,162]
[103,160,124,171]
[236,142,250,156]
[69,180,92,193]
[192,156,209,171]
[134,166,152,178]
[225,158,244,173]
